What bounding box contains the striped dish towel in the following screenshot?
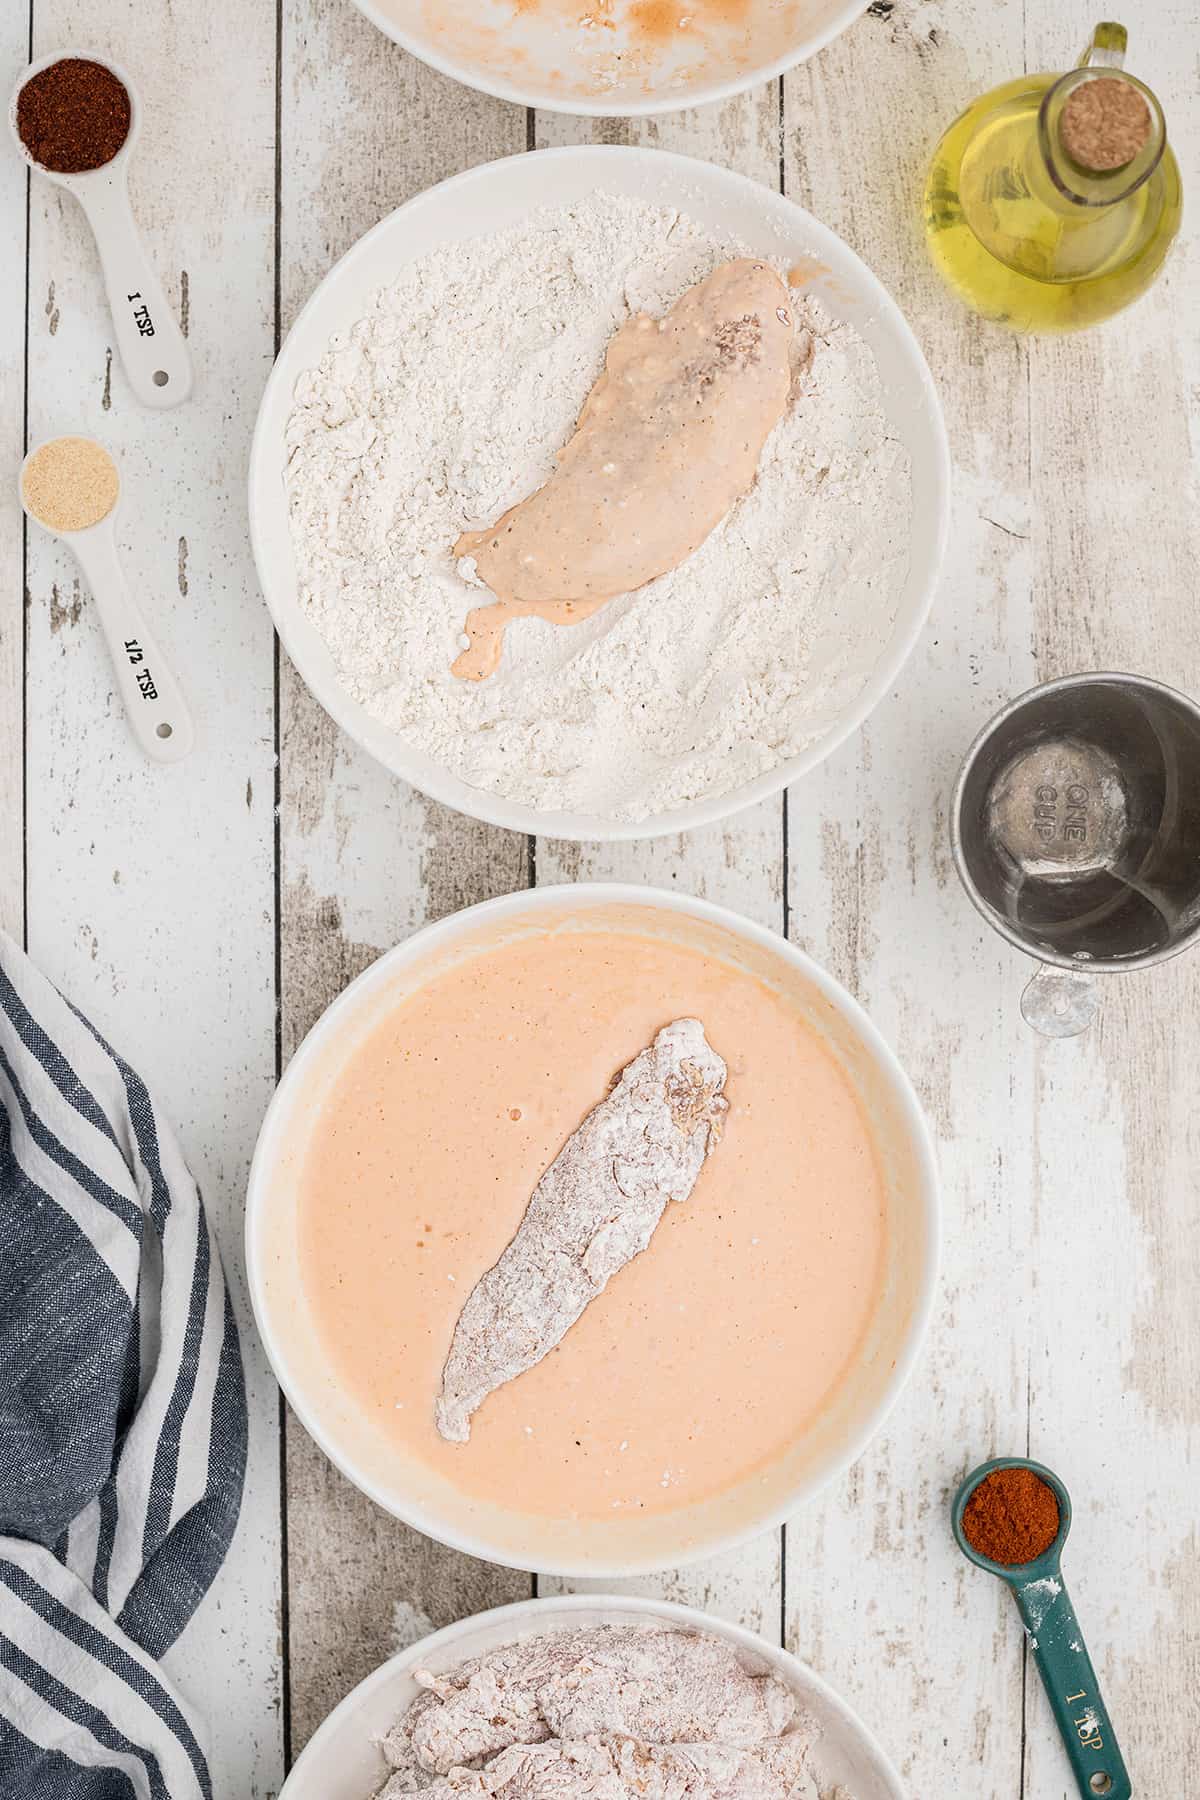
[0,931,249,1799]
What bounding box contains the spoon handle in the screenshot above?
[1013,1571,1131,1799]
[75,172,192,410]
[70,527,194,764]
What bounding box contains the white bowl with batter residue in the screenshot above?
[347,0,869,117]
[277,1595,907,1799]
[247,883,939,1579]
[249,145,949,842]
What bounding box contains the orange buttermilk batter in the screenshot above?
[296,926,887,1521]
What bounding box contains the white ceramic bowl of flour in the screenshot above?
[250,146,949,841]
[277,1596,907,1799]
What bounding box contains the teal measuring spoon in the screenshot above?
[952,1457,1131,1799]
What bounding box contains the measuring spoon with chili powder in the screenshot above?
[953,1456,1131,1799]
[9,51,192,408]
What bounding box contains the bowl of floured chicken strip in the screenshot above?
[247,884,938,1575]
[276,1595,906,1799]
[250,144,949,840]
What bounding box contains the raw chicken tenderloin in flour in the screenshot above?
[435,1019,728,1443]
[452,258,794,680]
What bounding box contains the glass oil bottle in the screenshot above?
[924,23,1181,332]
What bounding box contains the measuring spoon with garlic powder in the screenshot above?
[22,437,193,762]
[9,52,191,408]
[953,1457,1131,1799]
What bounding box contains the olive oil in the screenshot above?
[924,25,1181,333]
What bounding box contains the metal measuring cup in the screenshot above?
[951,672,1200,1036]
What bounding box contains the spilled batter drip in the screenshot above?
[452,258,794,681]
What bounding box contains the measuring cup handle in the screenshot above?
[1013,1573,1131,1800]
[75,172,192,410]
[1020,965,1099,1037]
[71,529,194,764]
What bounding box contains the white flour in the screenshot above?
[285,193,911,823]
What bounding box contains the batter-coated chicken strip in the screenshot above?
[435,1020,727,1444]
[451,258,794,680]
[378,1734,818,1799]
[379,1625,795,1784]
[373,1625,831,1800]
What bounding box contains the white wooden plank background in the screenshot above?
[3,0,1198,1796]
[6,4,283,1796]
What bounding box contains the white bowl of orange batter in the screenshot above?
[346,0,869,116]
[278,1595,907,1798]
[248,884,937,1575]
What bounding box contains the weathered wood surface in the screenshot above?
[782,6,1036,1792]
[0,6,27,941]
[276,0,533,1755]
[7,3,284,1796]
[782,5,1200,1796]
[5,0,1197,1795]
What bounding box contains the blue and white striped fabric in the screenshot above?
[0,931,248,1799]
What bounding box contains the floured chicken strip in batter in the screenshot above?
[452,258,794,680]
[372,1626,840,1800]
[436,1020,727,1444]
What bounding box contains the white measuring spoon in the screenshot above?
[21,438,194,763]
[9,51,192,409]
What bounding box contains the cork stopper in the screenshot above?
[22,436,119,533]
[1059,75,1152,173]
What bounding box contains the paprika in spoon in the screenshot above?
[953,1456,1130,1799]
[961,1461,1061,1565]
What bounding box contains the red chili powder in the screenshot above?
[16,58,131,175]
[962,1466,1061,1566]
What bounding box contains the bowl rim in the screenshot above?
[344,0,872,117]
[249,142,951,844]
[246,881,941,1577]
[278,1593,908,1799]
